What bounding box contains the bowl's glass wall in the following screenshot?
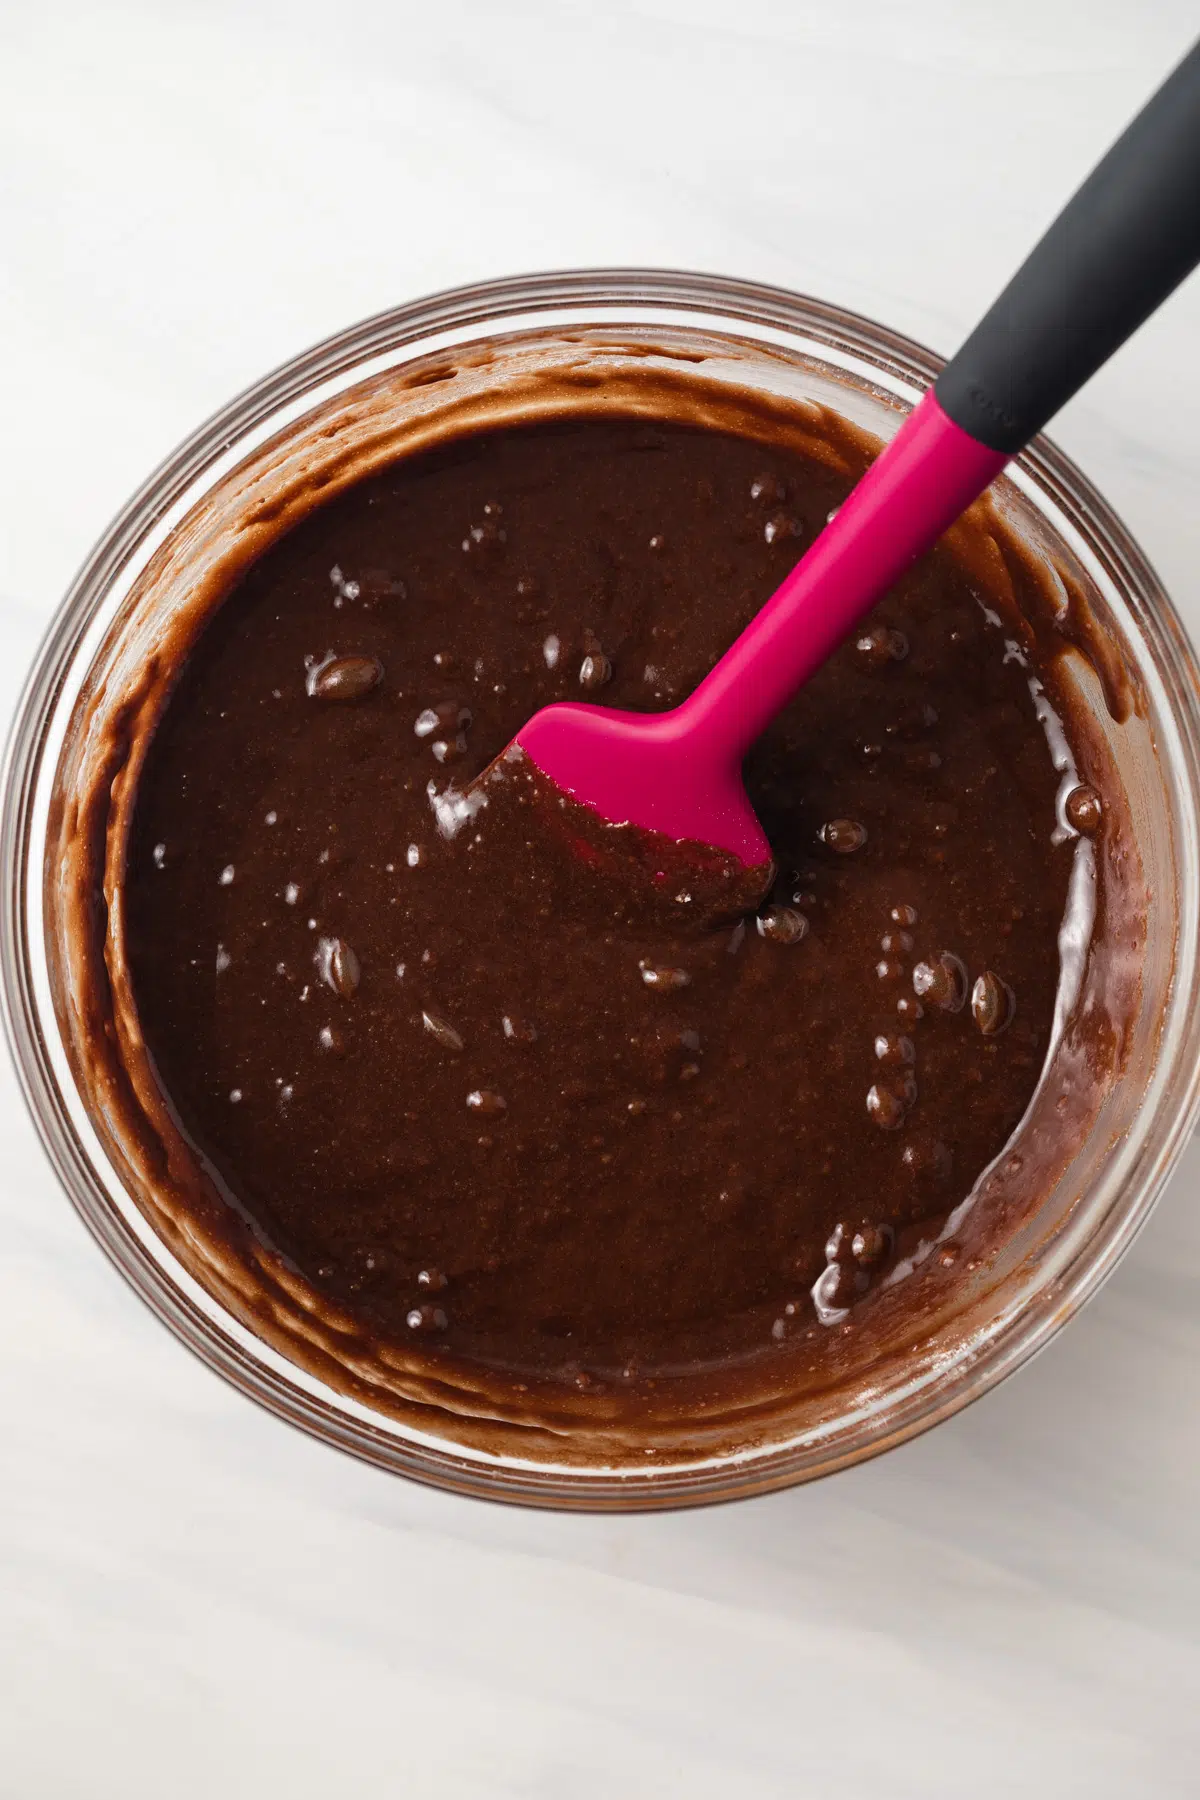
[4,272,1200,1508]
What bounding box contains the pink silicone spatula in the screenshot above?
[514,41,1200,870]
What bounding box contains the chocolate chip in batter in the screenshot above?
[579,651,614,692]
[867,1083,908,1130]
[1065,784,1104,835]
[820,818,868,854]
[638,962,692,990]
[422,1010,465,1052]
[913,953,968,1013]
[407,1303,449,1332]
[756,905,808,945]
[317,936,361,998]
[307,653,383,701]
[971,971,1015,1036]
[466,1089,507,1114]
[855,625,909,669]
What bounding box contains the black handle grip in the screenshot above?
[936,40,1200,452]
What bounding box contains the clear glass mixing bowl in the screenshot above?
[4,270,1200,1508]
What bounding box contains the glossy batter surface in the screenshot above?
[125,415,1075,1384]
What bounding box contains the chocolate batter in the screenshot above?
[124,413,1088,1390]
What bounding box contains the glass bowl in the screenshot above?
[4,270,1200,1509]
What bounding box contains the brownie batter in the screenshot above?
[123,413,1090,1390]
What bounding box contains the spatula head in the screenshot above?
[516,699,773,868]
[471,735,773,933]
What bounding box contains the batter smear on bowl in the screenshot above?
[123,409,1100,1394]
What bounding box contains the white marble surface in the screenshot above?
[4,3,1200,1792]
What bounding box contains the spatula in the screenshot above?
[512,39,1200,872]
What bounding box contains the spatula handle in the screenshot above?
[936,39,1200,452]
[680,38,1200,769]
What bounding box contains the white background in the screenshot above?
[4,3,1200,1794]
